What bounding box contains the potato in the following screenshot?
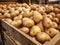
[38,6,46,14]
[4,13,11,18]
[23,10,31,17]
[16,3,22,7]
[5,18,12,24]
[32,11,43,23]
[30,5,37,10]
[45,6,54,13]
[21,7,24,11]
[4,10,9,13]
[22,3,28,8]
[58,25,60,31]
[11,20,22,28]
[56,14,60,19]
[43,14,53,19]
[0,8,2,12]
[49,12,56,17]
[11,10,19,17]
[52,18,59,23]
[43,18,53,28]
[2,5,7,9]
[30,25,41,36]
[45,28,59,37]
[14,15,23,20]
[20,27,29,34]
[51,22,58,28]
[37,21,44,32]
[54,8,60,13]
[16,7,22,12]
[0,13,2,16]
[36,32,51,42]
[23,18,34,27]
[9,8,15,12]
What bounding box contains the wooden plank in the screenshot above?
[3,31,17,45]
[3,40,8,45]
[1,19,42,45]
[3,31,21,45]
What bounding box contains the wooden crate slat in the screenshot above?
[3,31,17,45]
[3,31,21,45]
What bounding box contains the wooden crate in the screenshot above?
[1,19,60,45]
[3,31,21,45]
[1,20,42,45]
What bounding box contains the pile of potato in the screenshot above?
[0,3,60,43]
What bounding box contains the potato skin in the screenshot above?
[32,11,43,23]
[45,28,59,37]
[5,18,12,24]
[30,25,41,37]
[43,18,53,28]
[11,20,22,28]
[14,15,23,20]
[52,18,59,24]
[37,21,44,32]
[23,18,34,27]
[20,27,29,34]
[36,32,51,42]
[50,22,58,29]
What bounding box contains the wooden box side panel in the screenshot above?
[3,32,17,45]
[3,31,22,45]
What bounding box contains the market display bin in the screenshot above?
[1,19,42,45]
[1,19,60,45]
[2,31,21,45]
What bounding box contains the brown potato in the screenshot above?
[4,13,11,18]
[37,21,44,32]
[32,11,43,23]
[22,3,28,8]
[54,8,60,13]
[49,12,56,17]
[23,18,34,27]
[52,18,59,23]
[14,15,23,20]
[38,6,46,14]
[56,14,60,19]
[11,10,19,17]
[4,10,9,13]
[58,25,60,31]
[30,25,41,37]
[30,5,37,10]
[20,27,29,34]
[43,18,53,28]
[16,7,22,12]
[45,6,54,13]
[5,18,12,24]
[36,32,51,42]
[45,28,59,37]
[23,10,31,17]
[11,20,22,28]
[43,14,53,19]
[51,22,58,28]
[0,13,2,16]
